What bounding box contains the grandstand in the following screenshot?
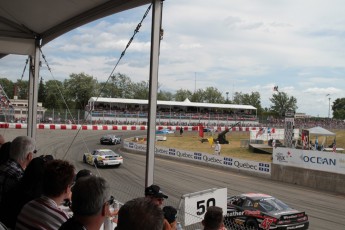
[85,97,258,125]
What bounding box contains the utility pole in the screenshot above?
[328,97,331,119]
[226,92,229,102]
[194,72,196,93]
[326,94,331,119]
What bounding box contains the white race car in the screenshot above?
[83,149,123,167]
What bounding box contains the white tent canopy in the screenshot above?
[0,0,151,137]
[0,0,151,56]
[307,126,335,136]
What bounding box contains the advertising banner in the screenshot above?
[124,140,271,175]
[273,147,345,174]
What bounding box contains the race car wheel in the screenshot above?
[246,218,259,229]
[83,155,86,163]
[94,159,99,167]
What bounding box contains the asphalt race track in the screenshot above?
[1,129,345,230]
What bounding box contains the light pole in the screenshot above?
[326,94,331,119]
[328,97,331,119]
[226,92,229,102]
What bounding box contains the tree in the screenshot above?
[233,91,263,114]
[0,78,14,99]
[157,90,174,101]
[191,89,205,102]
[332,98,345,119]
[203,87,224,103]
[64,73,98,110]
[44,80,65,109]
[98,73,134,98]
[132,81,149,99]
[174,89,193,101]
[38,77,46,104]
[15,80,29,99]
[269,92,297,117]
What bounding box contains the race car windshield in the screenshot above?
[98,150,116,156]
[259,198,290,212]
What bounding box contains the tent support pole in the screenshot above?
[27,38,41,139]
[145,0,162,187]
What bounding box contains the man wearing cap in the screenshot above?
[145,184,174,230]
[145,184,168,208]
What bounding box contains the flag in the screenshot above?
[333,138,336,152]
[199,125,204,138]
[256,127,264,138]
[208,137,214,146]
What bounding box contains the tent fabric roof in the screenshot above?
[306,126,335,136]
[89,97,257,110]
[0,0,151,56]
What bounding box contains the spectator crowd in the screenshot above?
[0,134,228,230]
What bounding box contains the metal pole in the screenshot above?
[27,39,41,138]
[146,0,163,187]
[328,97,331,119]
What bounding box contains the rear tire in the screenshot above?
[94,159,99,167]
[246,218,259,230]
[83,155,86,163]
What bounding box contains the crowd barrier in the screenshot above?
[0,123,260,132]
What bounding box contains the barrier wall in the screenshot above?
[123,139,271,178]
[0,123,261,132]
[272,147,345,194]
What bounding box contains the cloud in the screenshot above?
[1,0,345,118]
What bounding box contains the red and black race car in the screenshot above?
[225,193,309,230]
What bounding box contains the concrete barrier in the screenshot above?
[271,164,345,194]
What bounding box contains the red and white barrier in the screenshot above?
[0,123,260,132]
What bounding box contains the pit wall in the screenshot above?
[272,147,345,194]
[124,140,345,195]
[123,139,271,178]
[0,123,260,131]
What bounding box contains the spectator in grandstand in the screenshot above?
[202,206,226,230]
[115,197,164,230]
[16,159,75,230]
[145,184,168,208]
[0,141,11,165]
[0,136,35,204]
[163,206,178,230]
[59,175,111,230]
[0,155,54,229]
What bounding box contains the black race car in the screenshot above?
[225,193,309,230]
[100,134,121,145]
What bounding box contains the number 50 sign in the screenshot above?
[182,188,227,226]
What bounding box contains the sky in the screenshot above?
[1,0,345,118]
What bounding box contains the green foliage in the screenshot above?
[15,80,29,99]
[175,89,193,101]
[44,80,65,109]
[269,92,298,117]
[332,98,345,119]
[233,91,263,114]
[0,78,14,99]
[38,77,46,104]
[64,73,98,110]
